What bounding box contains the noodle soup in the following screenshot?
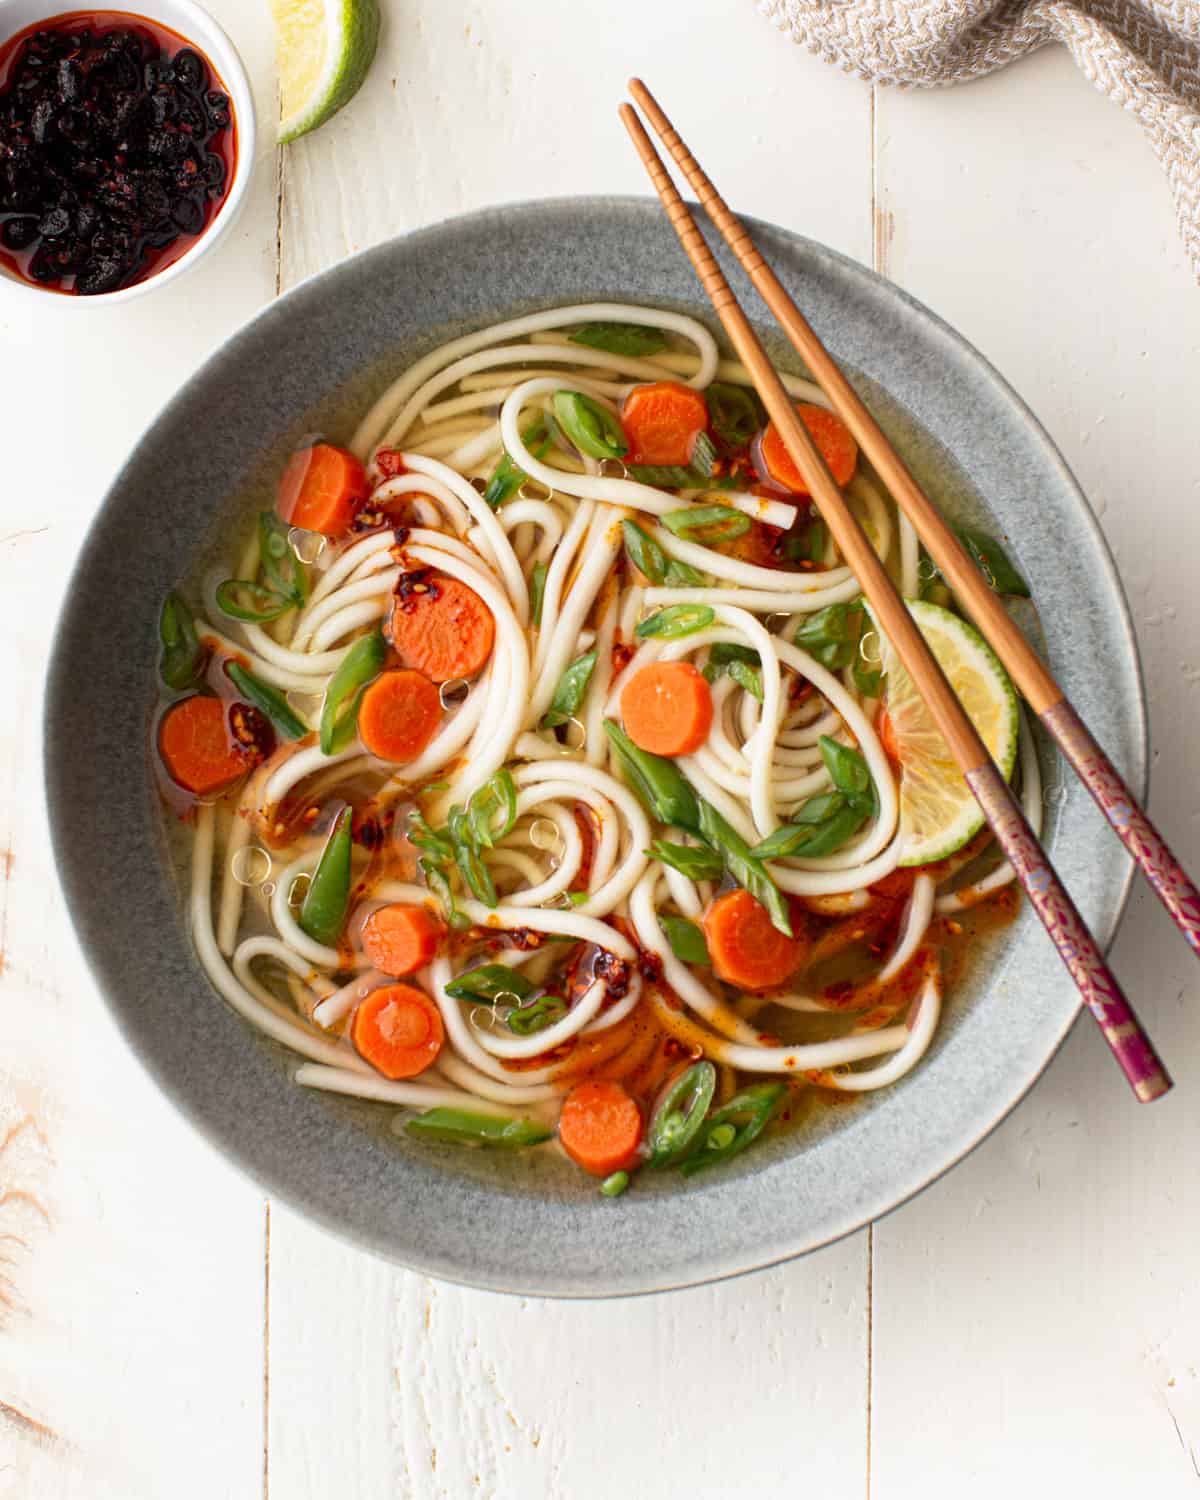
[152,304,1034,1193]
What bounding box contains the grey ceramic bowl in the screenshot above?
[45,197,1144,1297]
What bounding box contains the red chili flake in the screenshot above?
[394,568,439,608]
[611,640,637,676]
[375,448,407,478]
[638,950,664,983]
[228,703,273,761]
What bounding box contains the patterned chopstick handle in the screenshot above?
[1042,699,1200,959]
[965,762,1171,1102]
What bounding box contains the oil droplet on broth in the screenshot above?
[230,845,272,886]
[288,527,327,565]
[530,818,562,853]
[439,678,470,710]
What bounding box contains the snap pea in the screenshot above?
[678,1082,787,1176]
[661,504,750,544]
[604,719,790,933]
[444,964,534,1003]
[603,720,700,831]
[506,993,567,1035]
[298,807,353,947]
[483,417,552,509]
[647,841,724,882]
[647,1060,718,1167]
[530,561,548,627]
[319,627,386,754]
[819,735,874,810]
[695,799,792,937]
[158,591,206,690]
[635,604,714,640]
[552,391,628,461]
[749,794,869,860]
[569,322,666,356]
[541,650,597,729]
[793,601,859,669]
[659,914,711,966]
[405,1108,553,1149]
[225,661,307,740]
[704,643,763,699]
[705,381,764,449]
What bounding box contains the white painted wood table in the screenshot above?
[3,1,1199,1494]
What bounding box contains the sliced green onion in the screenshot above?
[568,322,666,356]
[552,391,629,461]
[226,661,308,740]
[298,807,352,947]
[530,561,548,627]
[661,505,750,544]
[621,519,667,585]
[444,964,534,1003]
[405,1108,552,1148]
[541,650,597,729]
[466,769,518,850]
[158,591,206,690]
[628,464,738,490]
[793,601,858,670]
[677,1082,786,1176]
[319,627,386,754]
[647,841,724,882]
[407,808,454,863]
[259,510,308,606]
[660,914,711,966]
[215,579,295,623]
[635,604,714,639]
[447,804,497,907]
[689,430,718,479]
[506,993,568,1035]
[647,1060,717,1167]
[705,382,764,449]
[664,559,707,587]
[420,856,469,932]
[599,1170,630,1197]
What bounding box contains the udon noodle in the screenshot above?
[153,303,1036,1189]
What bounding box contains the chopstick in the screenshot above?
[619,91,1172,1102]
[627,77,1200,971]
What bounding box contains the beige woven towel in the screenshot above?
[759,0,1200,282]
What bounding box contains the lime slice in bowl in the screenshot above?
[869,599,1019,867]
[270,0,381,144]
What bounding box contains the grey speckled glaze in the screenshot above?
[45,198,1146,1297]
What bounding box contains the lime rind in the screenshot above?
[276,0,381,145]
[868,600,1019,867]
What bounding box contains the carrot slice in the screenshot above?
[390,575,495,683]
[621,381,710,465]
[703,889,810,990]
[759,404,858,496]
[351,983,445,1079]
[158,694,255,796]
[357,669,442,763]
[875,706,901,765]
[558,1079,643,1176]
[360,903,444,977]
[277,442,369,536]
[621,661,713,757]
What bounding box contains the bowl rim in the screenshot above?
[45,196,1148,1295]
[0,0,258,305]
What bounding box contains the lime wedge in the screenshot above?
[870,600,1019,867]
[270,0,381,144]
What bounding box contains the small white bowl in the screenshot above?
[0,0,257,303]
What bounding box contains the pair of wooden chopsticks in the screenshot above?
[620,79,1189,1102]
